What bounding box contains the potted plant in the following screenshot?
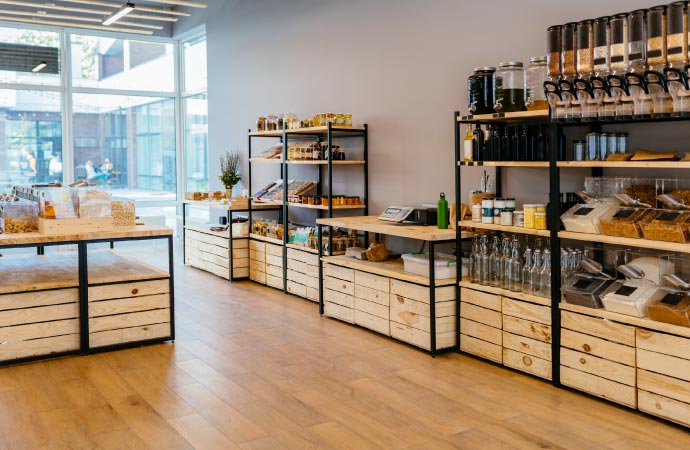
[219,151,242,198]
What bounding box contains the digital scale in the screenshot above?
[378,206,437,225]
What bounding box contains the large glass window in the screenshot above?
[0,28,60,86]
[184,93,208,192]
[183,35,207,92]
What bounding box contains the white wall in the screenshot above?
[175,0,670,214]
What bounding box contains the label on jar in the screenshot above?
[615,285,637,296]
[646,50,662,59]
[472,204,482,222]
[657,211,680,222]
[613,209,636,219]
[573,278,594,290]
[610,55,625,63]
[574,207,595,216]
[629,52,644,60]
[483,207,494,218]
[662,291,686,305]
[668,47,684,55]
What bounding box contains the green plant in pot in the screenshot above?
[219,151,242,198]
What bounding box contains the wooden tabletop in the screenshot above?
[0,224,172,247]
[315,216,457,241]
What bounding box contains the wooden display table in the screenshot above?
[0,225,174,366]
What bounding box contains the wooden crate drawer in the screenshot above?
[637,349,690,382]
[561,366,636,408]
[249,249,266,263]
[265,243,283,257]
[502,331,551,361]
[391,322,455,351]
[562,311,635,346]
[354,284,390,306]
[561,348,635,386]
[89,294,170,318]
[0,319,79,344]
[0,288,78,311]
[324,302,354,324]
[306,275,319,290]
[460,334,502,363]
[287,248,318,266]
[502,298,550,325]
[390,310,455,334]
[266,254,283,267]
[354,298,388,320]
[250,269,266,285]
[249,240,265,252]
[638,369,690,404]
[185,254,228,280]
[391,295,455,318]
[265,264,282,277]
[287,281,307,298]
[460,318,501,345]
[233,267,249,279]
[355,271,390,293]
[231,247,249,259]
[232,238,249,249]
[90,309,170,334]
[232,258,249,269]
[503,349,552,380]
[461,288,501,311]
[354,310,389,336]
[390,279,455,303]
[89,279,169,302]
[185,237,228,259]
[502,315,551,343]
[638,390,690,427]
[286,258,318,277]
[0,303,79,328]
[324,276,354,296]
[460,302,501,329]
[324,264,354,282]
[266,274,283,289]
[0,334,79,362]
[90,323,171,348]
[287,269,309,286]
[324,289,354,309]
[637,329,690,361]
[185,244,229,268]
[561,329,635,366]
[306,287,319,302]
[186,229,229,249]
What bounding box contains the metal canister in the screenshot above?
[606,133,617,156]
[617,133,628,153]
[586,132,599,160]
[598,133,608,160]
[573,139,585,160]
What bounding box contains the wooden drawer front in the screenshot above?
[502,315,551,343]
[233,267,249,279]
[186,229,229,249]
[90,309,170,334]
[266,254,283,268]
[250,258,265,272]
[561,348,635,386]
[306,276,319,290]
[0,303,79,328]
[0,334,79,362]
[637,329,690,361]
[265,243,283,257]
[461,288,501,311]
[89,294,170,318]
[265,264,282,277]
[233,258,249,269]
[249,249,266,263]
[0,288,78,311]
[324,289,354,309]
[324,264,354,282]
[501,298,550,325]
[287,281,307,298]
[185,254,229,280]
[460,302,502,329]
[231,247,249,260]
[638,390,690,428]
[249,240,265,252]
[354,271,390,293]
[287,258,318,277]
[354,284,390,306]
[232,238,249,249]
[460,318,501,345]
[287,269,309,286]
[324,276,354,296]
[354,298,388,320]
[354,310,389,336]
[324,302,354,324]
[390,280,455,303]
[503,349,552,380]
[185,237,229,260]
[266,275,283,289]
[391,295,455,318]
[561,366,636,408]
[638,369,690,405]
[460,335,502,363]
[185,243,229,268]
[390,310,455,334]
[287,248,318,266]
[89,279,169,302]
[390,322,455,351]
[90,323,171,349]
[561,329,635,366]
[637,349,690,382]
[562,311,635,346]
[306,287,319,302]
[0,319,78,345]
[250,269,266,285]
[502,332,551,361]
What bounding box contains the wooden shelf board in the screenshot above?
[286,160,365,165]
[248,126,366,137]
[316,216,457,242]
[557,161,690,169]
[88,250,170,285]
[249,234,283,245]
[248,158,283,164]
[558,231,690,254]
[288,203,366,211]
[458,161,549,167]
[184,225,248,240]
[459,279,550,306]
[322,255,456,287]
[459,221,551,237]
[182,199,278,211]
[458,110,549,123]
[560,302,690,339]
[0,253,79,294]
[0,224,171,247]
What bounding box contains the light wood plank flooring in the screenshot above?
[1,254,690,449]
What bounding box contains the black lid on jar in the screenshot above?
[474,66,496,73]
[577,19,593,51]
[594,16,610,47]
[548,25,562,53]
[668,2,686,35]
[628,9,647,42]
[647,5,666,38]
[562,22,577,51]
[610,14,627,44]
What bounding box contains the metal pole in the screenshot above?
[168,235,176,340]
[78,241,89,353]
[363,124,369,217]
[318,224,324,315]
[550,121,562,387]
[228,210,234,280]
[283,130,289,292]
[454,111,462,352]
[429,241,437,356]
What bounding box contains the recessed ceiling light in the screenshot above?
[32,61,47,72]
[103,2,134,25]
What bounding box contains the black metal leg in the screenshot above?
[37,246,45,255]
[78,241,89,353]
[454,112,462,353]
[550,123,562,387]
[109,241,114,249]
[182,203,187,262]
[168,235,176,341]
[429,242,437,356]
[228,210,234,281]
[318,224,324,315]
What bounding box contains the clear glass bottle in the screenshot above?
[561,22,577,79]
[539,250,552,298]
[522,248,533,294]
[479,236,490,286]
[646,5,667,72]
[547,25,562,80]
[610,13,629,74]
[525,56,548,111]
[577,19,594,78]
[500,237,511,290]
[489,236,501,287]
[530,249,542,295]
[470,236,480,283]
[510,238,522,292]
[628,9,648,73]
[667,2,688,68]
[494,62,525,113]
[593,16,611,77]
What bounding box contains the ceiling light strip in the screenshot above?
[0,8,163,29]
[0,14,154,34]
[144,0,207,8]
[102,2,134,25]
[57,0,191,17]
[0,1,178,22]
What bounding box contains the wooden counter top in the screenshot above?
[0,224,172,247]
[182,199,280,211]
[315,216,457,242]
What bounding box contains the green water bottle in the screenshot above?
[437,192,448,229]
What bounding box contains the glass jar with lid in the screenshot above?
[647,5,667,72]
[561,22,577,79]
[577,19,594,78]
[593,16,611,77]
[493,62,525,113]
[525,57,548,111]
[547,25,563,80]
[467,66,496,115]
[628,9,648,73]
[610,13,629,74]
[667,2,688,68]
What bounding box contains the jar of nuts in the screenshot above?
[111,199,136,227]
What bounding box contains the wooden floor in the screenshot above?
[2,254,690,450]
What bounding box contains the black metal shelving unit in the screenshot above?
[248,123,369,294]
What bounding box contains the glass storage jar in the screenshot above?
[577,19,594,78]
[628,9,648,73]
[610,13,629,74]
[647,5,667,72]
[467,66,496,115]
[525,57,548,111]
[593,16,611,76]
[494,62,525,113]
[667,1,688,68]
[561,22,577,79]
[547,25,563,80]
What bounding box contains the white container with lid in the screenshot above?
[401,252,457,280]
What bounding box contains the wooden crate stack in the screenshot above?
[185,228,249,279]
[286,248,319,301]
